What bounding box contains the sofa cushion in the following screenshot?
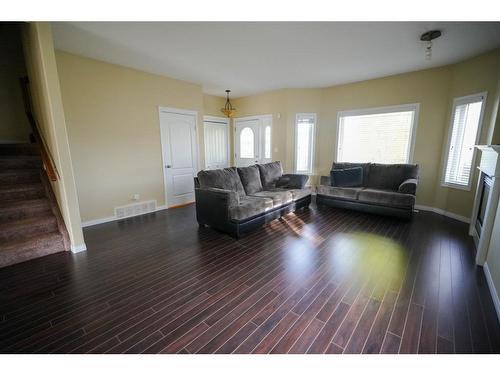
[250,190,293,208]
[197,167,246,197]
[330,167,363,187]
[228,196,273,221]
[358,188,415,208]
[237,165,263,194]
[276,174,309,189]
[286,187,312,201]
[332,162,370,185]
[257,161,283,189]
[317,185,363,200]
[367,163,419,191]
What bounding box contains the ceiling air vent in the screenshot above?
[115,200,157,219]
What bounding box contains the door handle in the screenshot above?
[165,165,172,168]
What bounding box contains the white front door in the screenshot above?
[160,109,198,208]
[234,115,272,167]
[235,119,260,166]
[204,116,230,169]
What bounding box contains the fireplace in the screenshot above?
[470,145,500,265]
[475,175,493,237]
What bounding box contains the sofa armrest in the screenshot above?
[276,174,309,189]
[398,178,418,195]
[319,175,331,186]
[195,188,239,225]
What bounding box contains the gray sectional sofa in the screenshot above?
[195,161,311,237]
[316,162,419,219]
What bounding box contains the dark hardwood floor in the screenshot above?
[1,202,499,354]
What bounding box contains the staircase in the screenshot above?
[0,143,67,268]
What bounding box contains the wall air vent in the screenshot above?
[114,200,157,219]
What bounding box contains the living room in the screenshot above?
[1,0,500,373]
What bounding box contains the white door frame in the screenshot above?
[233,114,273,166]
[158,106,199,208]
[203,115,230,169]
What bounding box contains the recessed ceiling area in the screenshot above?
[52,22,500,97]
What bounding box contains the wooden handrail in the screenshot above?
[19,76,58,181]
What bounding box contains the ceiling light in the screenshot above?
[420,30,442,61]
[221,89,236,118]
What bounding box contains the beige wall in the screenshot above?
[233,48,500,218]
[0,23,31,142]
[433,49,500,217]
[21,23,85,250]
[56,40,500,223]
[234,69,452,206]
[56,51,228,222]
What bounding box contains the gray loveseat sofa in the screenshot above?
[195,161,312,237]
[316,162,419,219]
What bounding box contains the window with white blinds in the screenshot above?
[295,113,316,174]
[443,93,486,189]
[337,104,418,164]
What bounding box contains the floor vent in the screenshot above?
[115,200,157,219]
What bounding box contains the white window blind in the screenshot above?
[337,105,418,164]
[204,120,229,169]
[295,114,316,174]
[443,94,486,189]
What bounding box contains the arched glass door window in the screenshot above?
[240,127,255,158]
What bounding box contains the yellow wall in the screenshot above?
[56,51,227,222]
[434,49,500,217]
[233,48,500,218]
[56,39,500,223]
[0,23,31,142]
[21,23,85,250]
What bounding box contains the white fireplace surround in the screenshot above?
[470,145,500,266]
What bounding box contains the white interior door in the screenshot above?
[204,116,229,169]
[234,115,272,167]
[160,109,198,208]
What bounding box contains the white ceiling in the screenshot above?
[52,22,500,97]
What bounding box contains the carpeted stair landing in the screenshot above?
[0,143,66,268]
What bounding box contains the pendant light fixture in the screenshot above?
[221,89,236,118]
[420,30,442,61]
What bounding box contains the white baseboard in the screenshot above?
[81,205,167,228]
[71,243,87,253]
[415,204,470,224]
[484,262,500,323]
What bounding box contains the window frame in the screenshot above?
[441,92,487,191]
[294,113,317,175]
[335,103,420,165]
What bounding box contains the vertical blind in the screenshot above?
[295,114,316,174]
[337,107,416,164]
[444,95,484,187]
[204,122,228,169]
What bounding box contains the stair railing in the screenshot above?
[19,76,58,181]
